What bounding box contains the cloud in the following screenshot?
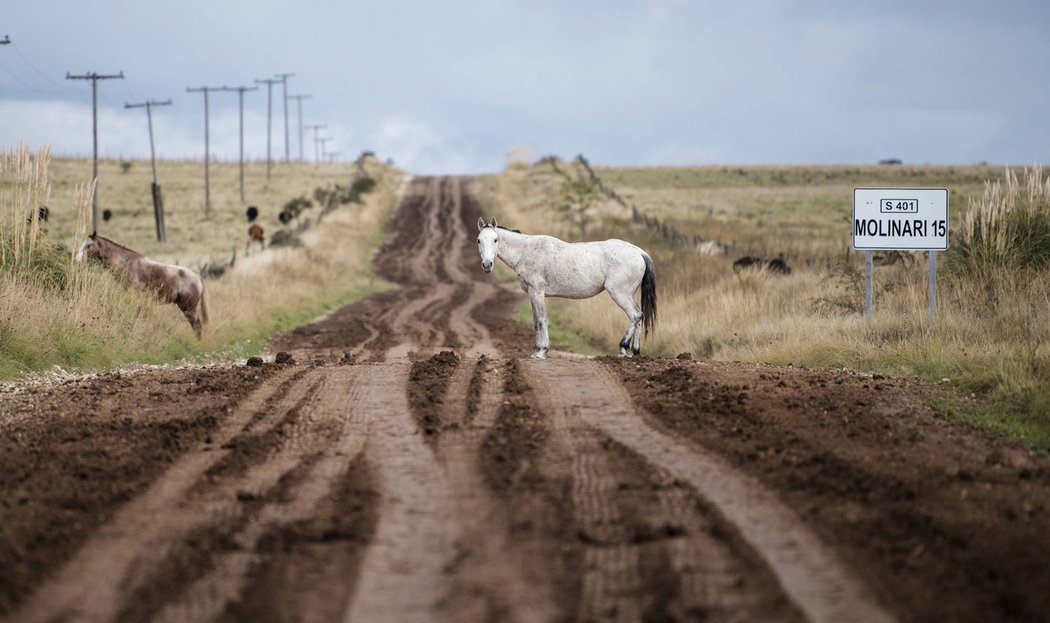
[360,116,495,174]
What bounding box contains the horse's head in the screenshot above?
[75,232,104,264]
[477,217,499,273]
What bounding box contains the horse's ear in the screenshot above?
[90,231,97,239]
[477,217,486,231]
[489,217,498,229]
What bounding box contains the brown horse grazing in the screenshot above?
[76,232,209,339]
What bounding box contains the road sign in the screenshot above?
[853,188,948,250]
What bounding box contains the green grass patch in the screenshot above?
[931,384,1050,455]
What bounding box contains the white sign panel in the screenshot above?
[853,188,948,250]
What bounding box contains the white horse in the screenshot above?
[476,217,656,358]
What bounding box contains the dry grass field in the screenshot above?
[480,159,1050,450]
[1,145,401,379]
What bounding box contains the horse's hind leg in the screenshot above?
[608,287,643,357]
[631,318,643,356]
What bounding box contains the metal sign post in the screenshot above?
[865,250,874,318]
[928,251,937,320]
[852,188,948,320]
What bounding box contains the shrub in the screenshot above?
[281,196,313,219]
[550,161,600,238]
[947,166,1050,279]
[269,229,302,248]
[350,175,377,196]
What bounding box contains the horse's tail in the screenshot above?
[641,252,657,338]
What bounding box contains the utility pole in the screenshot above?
[218,85,258,203]
[288,94,311,162]
[66,70,124,233]
[305,124,326,163]
[255,77,280,180]
[124,99,172,241]
[186,85,222,218]
[318,136,332,164]
[274,72,294,162]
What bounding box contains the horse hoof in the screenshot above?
[531,351,547,359]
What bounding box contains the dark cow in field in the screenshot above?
[733,255,792,275]
[246,206,259,222]
[27,206,48,224]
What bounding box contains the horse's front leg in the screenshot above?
[528,288,549,359]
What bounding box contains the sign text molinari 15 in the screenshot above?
[853,188,948,250]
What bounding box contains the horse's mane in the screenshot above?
[96,235,144,258]
[495,224,522,234]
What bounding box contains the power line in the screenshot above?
[305,124,326,164]
[217,85,258,203]
[186,85,223,218]
[0,39,83,97]
[125,99,172,242]
[67,70,125,232]
[255,78,280,180]
[288,94,311,162]
[0,35,39,95]
[8,42,78,94]
[0,57,40,91]
[274,72,294,162]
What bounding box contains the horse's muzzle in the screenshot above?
[481,261,493,273]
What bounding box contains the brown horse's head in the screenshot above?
[76,232,140,267]
[75,232,104,264]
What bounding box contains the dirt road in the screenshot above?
[2,177,1048,622]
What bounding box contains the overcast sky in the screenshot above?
[1,1,1047,173]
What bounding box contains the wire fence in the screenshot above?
[567,154,734,257]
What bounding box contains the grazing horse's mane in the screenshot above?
[94,234,143,258]
[494,224,522,234]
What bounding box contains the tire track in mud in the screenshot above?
[526,357,896,623]
[343,363,459,622]
[411,352,561,622]
[476,358,583,620]
[524,359,804,622]
[148,367,366,623]
[6,364,310,623]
